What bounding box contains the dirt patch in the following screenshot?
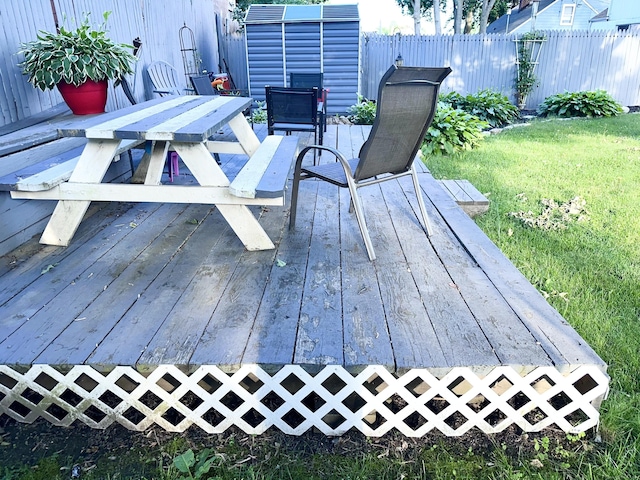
[0,414,578,476]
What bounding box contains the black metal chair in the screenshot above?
[265,86,323,163]
[190,74,219,95]
[289,65,452,261]
[289,72,327,132]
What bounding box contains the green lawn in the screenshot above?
[2,115,639,479]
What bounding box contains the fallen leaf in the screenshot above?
[276,259,286,267]
[41,264,57,274]
[130,222,138,228]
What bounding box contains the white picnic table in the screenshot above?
[11,96,297,251]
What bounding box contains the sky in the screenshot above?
[326,0,427,34]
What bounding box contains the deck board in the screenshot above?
[0,124,608,436]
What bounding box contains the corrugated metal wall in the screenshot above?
[244,4,360,114]
[1,0,230,127]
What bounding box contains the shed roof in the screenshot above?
[245,4,359,24]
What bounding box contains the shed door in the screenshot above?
[285,22,322,80]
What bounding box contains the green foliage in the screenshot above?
[172,448,220,480]
[251,100,267,124]
[19,11,135,91]
[537,90,624,118]
[440,89,520,128]
[347,95,377,125]
[421,103,489,155]
[514,31,546,107]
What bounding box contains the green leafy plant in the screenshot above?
[251,100,267,124]
[537,90,624,118]
[421,103,488,156]
[347,94,377,124]
[514,31,546,109]
[440,89,520,128]
[172,448,220,479]
[19,11,135,91]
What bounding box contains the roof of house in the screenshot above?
[487,0,556,34]
[487,0,609,33]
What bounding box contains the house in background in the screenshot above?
[589,0,640,30]
[487,0,610,33]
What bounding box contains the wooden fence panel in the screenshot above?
[0,0,226,127]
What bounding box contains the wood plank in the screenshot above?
[86,206,218,370]
[136,222,245,371]
[293,178,344,371]
[0,203,180,366]
[0,103,70,136]
[61,97,193,138]
[0,137,86,178]
[421,172,606,371]
[229,135,284,198]
[241,180,318,370]
[35,204,212,367]
[382,177,500,370]
[336,125,395,372]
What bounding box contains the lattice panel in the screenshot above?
[0,364,609,436]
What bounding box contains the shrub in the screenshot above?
[537,90,624,118]
[347,95,377,124]
[421,103,489,156]
[440,89,520,128]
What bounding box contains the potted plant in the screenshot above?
[19,11,136,115]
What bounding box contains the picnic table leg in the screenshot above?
[172,142,275,250]
[227,113,261,157]
[40,139,121,246]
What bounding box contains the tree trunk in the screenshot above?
[413,0,421,35]
[453,0,463,34]
[479,0,497,34]
[464,8,474,33]
[433,0,442,35]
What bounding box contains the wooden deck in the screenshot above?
[0,124,608,437]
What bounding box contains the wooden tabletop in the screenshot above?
[57,95,252,143]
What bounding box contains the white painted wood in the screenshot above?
[172,142,230,186]
[145,96,235,141]
[229,136,283,198]
[205,141,247,154]
[12,183,283,206]
[144,142,170,185]
[84,96,195,139]
[39,139,122,246]
[227,113,261,157]
[14,157,79,191]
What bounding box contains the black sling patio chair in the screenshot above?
[289,72,327,133]
[289,64,452,261]
[265,86,323,164]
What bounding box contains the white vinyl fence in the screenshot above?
[362,30,640,108]
[224,30,640,112]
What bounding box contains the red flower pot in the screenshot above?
[57,79,108,115]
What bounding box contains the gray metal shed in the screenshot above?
[244,4,360,115]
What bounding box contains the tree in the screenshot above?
[395,0,444,34]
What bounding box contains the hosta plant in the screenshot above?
[19,11,135,91]
[537,90,624,118]
[347,95,377,124]
[421,103,489,156]
[440,89,520,128]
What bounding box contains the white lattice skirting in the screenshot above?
[0,364,609,437]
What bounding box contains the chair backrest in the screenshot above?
[289,72,323,90]
[147,61,183,96]
[190,75,218,95]
[265,86,319,127]
[354,65,451,181]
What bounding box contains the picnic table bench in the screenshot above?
[9,96,299,250]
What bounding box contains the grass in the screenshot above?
[1,114,639,478]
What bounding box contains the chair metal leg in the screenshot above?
[289,153,305,229]
[347,181,376,261]
[411,168,433,236]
